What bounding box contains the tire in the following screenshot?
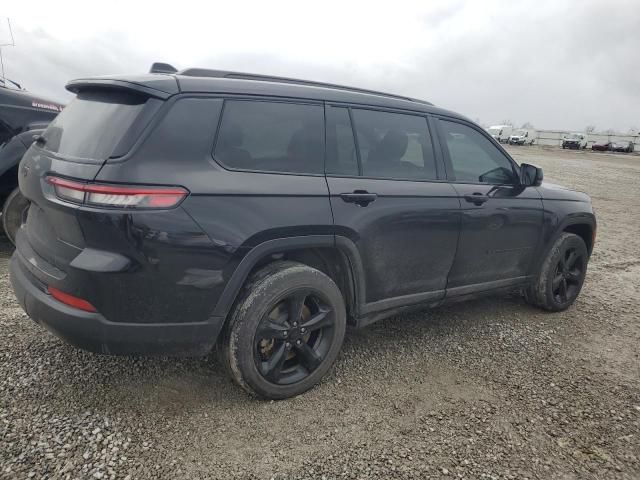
[219,261,347,399]
[525,233,589,312]
[2,188,29,246]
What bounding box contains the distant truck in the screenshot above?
[508,129,537,146]
[562,133,588,149]
[486,125,513,143]
[1,81,64,244]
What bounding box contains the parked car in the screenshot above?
[562,133,588,149]
[0,127,46,244]
[486,124,513,143]
[1,82,63,244]
[611,141,634,153]
[9,65,596,399]
[591,141,613,151]
[508,129,536,145]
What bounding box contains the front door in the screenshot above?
[435,118,543,293]
[325,106,460,312]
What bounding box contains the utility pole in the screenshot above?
[0,17,16,87]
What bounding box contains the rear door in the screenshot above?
[325,105,460,313]
[434,117,543,293]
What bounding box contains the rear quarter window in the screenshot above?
[42,90,147,162]
[214,100,324,175]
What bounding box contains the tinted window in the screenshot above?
[215,100,324,174]
[42,90,146,162]
[326,107,358,176]
[351,109,437,180]
[440,120,517,184]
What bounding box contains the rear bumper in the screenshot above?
[9,252,224,356]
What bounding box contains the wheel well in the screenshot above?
[249,247,357,324]
[563,223,594,254]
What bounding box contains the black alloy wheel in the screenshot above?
[254,291,335,385]
[220,261,346,399]
[525,233,589,312]
[551,246,586,304]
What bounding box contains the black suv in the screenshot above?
[10,66,596,399]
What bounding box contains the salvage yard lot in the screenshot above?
[1,146,639,479]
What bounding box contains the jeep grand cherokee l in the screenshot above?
[10,66,596,399]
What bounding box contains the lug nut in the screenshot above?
[293,321,298,327]
[285,342,291,349]
[283,331,288,337]
[296,339,302,345]
[300,328,306,333]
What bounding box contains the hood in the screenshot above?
[537,181,591,202]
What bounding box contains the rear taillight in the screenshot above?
[48,286,97,313]
[46,176,188,209]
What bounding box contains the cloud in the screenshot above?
[2,0,639,131]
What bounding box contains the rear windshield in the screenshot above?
[42,90,146,162]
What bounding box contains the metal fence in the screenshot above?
[535,130,639,149]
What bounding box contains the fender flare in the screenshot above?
[552,214,596,254]
[0,135,27,180]
[212,235,367,318]
[533,214,596,279]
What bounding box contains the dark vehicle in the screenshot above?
[591,140,613,151]
[9,66,596,399]
[611,141,634,153]
[1,82,63,243]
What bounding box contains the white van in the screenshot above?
[508,129,537,146]
[486,125,513,143]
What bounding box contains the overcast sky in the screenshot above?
[2,0,639,132]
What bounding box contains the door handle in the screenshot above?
[340,191,378,207]
[464,193,489,206]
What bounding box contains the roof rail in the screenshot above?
[176,67,433,106]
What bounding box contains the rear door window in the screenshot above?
[42,90,147,162]
[214,100,324,175]
[351,108,437,180]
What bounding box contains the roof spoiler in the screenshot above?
[150,62,178,74]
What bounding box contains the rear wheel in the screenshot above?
[219,261,346,399]
[2,188,29,246]
[525,233,588,311]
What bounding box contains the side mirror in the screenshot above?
[520,163,543,186]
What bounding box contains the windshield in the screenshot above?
[42,89,147,162]
[487,127,501,135]
[513,130,526,136]
[566,133,582,140]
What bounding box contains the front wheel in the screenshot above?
[219,261,346,399]
[2,188,29,246]
[525,233,589,311]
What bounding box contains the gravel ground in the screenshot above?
[1,146,639,479]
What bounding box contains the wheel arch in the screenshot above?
[563,222,595,255]
[213,235,365,324]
